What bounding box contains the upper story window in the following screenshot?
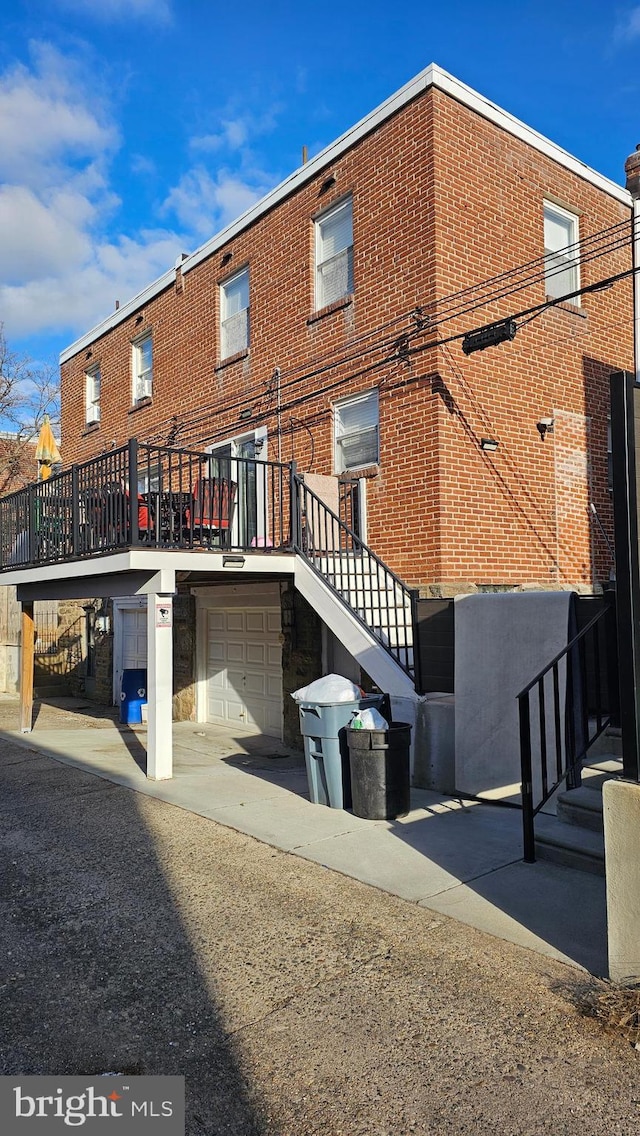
[132,331,153,403]
[85,365,101,425]
[334,389,379,473]
[220,267,250,359]
[543,202,580,302]
[315,196,353,310]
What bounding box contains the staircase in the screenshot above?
[295,477,416,684]
[533,728,622,875]
[315,552,414,673]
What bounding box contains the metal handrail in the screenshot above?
[293,475,416,679]
[518,601,616,862]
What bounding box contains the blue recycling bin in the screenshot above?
[120,668,147,725]
[298,694,384,809]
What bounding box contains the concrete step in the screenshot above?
[556,785,605,832]
[588,726,622,758]
[534,812,605,876]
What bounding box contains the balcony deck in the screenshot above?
[0,439,296,579]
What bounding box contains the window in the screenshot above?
[85,366,101,425]
[220,267,249,359]
[543,202,580,301]
[315,196,353,309]
[132,332,153,402]
[335,389,379,472]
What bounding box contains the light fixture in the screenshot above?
[462,318,517,355]
[536,418,554,440]
[239,407,253,420]
[223,555,245,568]
[221,251,233,266]
[135,313,144,325]
[480,438,499,452]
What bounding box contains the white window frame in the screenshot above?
[543,201,580,303]
[334,389,379,474]
[315,195,354,310]
[220,266,250,359]
[132,331,153,403]
[85,365,101,425]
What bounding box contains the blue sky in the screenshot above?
[2,0,640,368]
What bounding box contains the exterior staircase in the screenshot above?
[315,552,414,674]
[533,728,622,875]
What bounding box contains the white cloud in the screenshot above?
[0,230,184,340]
[54,0,172,24]
[614,6,640,40]
[162,167,271,237]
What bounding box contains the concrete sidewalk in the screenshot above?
[2,703,608,976]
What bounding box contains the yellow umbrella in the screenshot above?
[35,415,61,481]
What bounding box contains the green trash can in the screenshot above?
[347,722,412,820]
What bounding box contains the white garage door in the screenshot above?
[206,607,282,737]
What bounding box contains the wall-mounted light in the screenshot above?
[536,418,554,440]
[135,314,144,325]
[223,555,245,568]
[221,251,233,266]
[480,438,499,452]
[86,348,93,359]
[239,407,253,420]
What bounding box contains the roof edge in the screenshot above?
[60,63,630,365]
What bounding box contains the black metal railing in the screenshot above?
[518,597,618,863]
[0,440,293,567]
[293,476,417,680]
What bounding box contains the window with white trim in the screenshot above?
[335,389,379,473]
[315,196,353,309]
[132,331,153,403]
[220,267,249,359]
[85,365,101,425]
[543,202,580,302]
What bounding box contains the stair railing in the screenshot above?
[293,476,417,681]
[518,597,618,863]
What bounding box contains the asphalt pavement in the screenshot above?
[0,710,638,1135]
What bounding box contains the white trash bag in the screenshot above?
[291,674,364,704]
[357,707,389,730]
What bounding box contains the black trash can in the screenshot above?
[347,722,411,820]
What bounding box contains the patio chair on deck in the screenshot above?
[187,476,237,547]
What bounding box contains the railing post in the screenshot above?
[605,584,620,728]
[128,437,139,546]
[28,483,36,564]
[410,589,422,693]
[519,693,536,862]
[71,464,80,556]
[289,461,300,549]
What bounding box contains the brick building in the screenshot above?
[0,64,634,772]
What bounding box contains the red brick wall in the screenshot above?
[60,84,633,593]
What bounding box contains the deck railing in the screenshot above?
[518,596,618,862]
[0,440,294,568]
[293,476,418,680]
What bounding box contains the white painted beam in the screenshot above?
[146,593,174,780]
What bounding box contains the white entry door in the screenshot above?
[206,606,282,737]
[114,605,148,703]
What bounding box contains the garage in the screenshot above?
[200,587,283,738]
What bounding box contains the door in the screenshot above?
[209,430,266,548]
[205,606,282,737]
[114,604,147,703]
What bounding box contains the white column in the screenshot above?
[603,778,640,984]
[146,592,173,780]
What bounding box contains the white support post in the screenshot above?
[146,593,174,780]
[603,778,640,984]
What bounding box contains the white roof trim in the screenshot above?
[60,63,630,364]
